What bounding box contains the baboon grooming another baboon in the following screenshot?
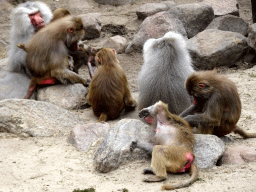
[138,31,194,115]
[180,70,256,138]
[18,16,90,99]
[87,48,137,122]
[130,101,198,190]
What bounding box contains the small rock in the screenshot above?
[103,35,127,53]
[206,15,248,36]
[220,146,256,165]
[201,0,239,16]
[136,3,168,20]
[68,122,110,151]
[79,13,101,40]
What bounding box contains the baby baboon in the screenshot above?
[130,101,198,190]
[138,31,194,115]
[87,48,137,121]
[180,70,256,138]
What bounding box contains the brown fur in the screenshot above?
[51,8,71,22]
[180,70,256,138]
[87,48,137,121]
[18,16,89,99]
[131,101,198,190]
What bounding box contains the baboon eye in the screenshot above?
[198,83,205,88]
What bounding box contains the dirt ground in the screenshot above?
[1,0,256,192]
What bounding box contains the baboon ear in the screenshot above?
[198,83,205,88]
[98,57,102,64]
[67,28,74,34]
[112,49,116,54]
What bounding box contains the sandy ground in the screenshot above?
[0,0,256,191]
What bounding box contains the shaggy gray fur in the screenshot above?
[138,31,194,115]
[8,1,52,77]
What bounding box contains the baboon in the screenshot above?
[51,8,71,22]
[18,16,90,99]
[130,101,198,190]
[138,31,194,115]
[8,1,52,77]
[180,70,256,138]
[87,48,137,121]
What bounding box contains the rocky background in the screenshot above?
[0,0,256,192]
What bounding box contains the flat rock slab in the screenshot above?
[0,99,84,137]
[169,3,214,38]
[37,84,88,110]
[206,15,248,36]
[68,122,110,151]
[201,0,238,16]
[194,134,225,169]
[93,119,225,173]
[94,0,136,6]
[187,29,248,69]
[125,11,187,53]
[220,146,256,165]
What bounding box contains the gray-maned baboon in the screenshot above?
[8,1,53,77]
[130,101,198,190]
[18,16,90,99]
[138,31,194,115]
[87,48,137,122]
[180,70,256,138]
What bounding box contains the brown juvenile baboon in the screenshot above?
[18,16,90,99]
[130,101,198,190]
[138,31,194,115]
[180,70,256,138]
[8,1,53,77]
[87,48,137,122]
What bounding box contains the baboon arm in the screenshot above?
[179,104,197,117]
[130,141,154,155]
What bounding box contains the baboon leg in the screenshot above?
[51,68,89,86]
[24,77,37,99]
[143,168,154,175]
[98,113,108,122]
[130,141,154,155]
[234,125,256,138]
[143,175,166,182]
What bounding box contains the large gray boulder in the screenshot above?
[194,134,225,169]
[169,3,214,38]
[0,99,84,137]
[136,3,168,20]
[125,11,187,53]
[206,15,248,36]
[247,24,256,51]
[201,0,239,16]
[93,119,225,173]
[94,0,136,6]
[187,29,248,69]
[37,84,88,110]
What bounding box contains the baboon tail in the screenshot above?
[17,43,27,52]
[161,163,198,190]
[98,113,108,122]
[234,125,256,138]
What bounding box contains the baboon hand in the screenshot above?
[139,109,150,118]
[130,140,138,151]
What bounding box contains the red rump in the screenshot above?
[178,153,194,173]
[39,78,56,85]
